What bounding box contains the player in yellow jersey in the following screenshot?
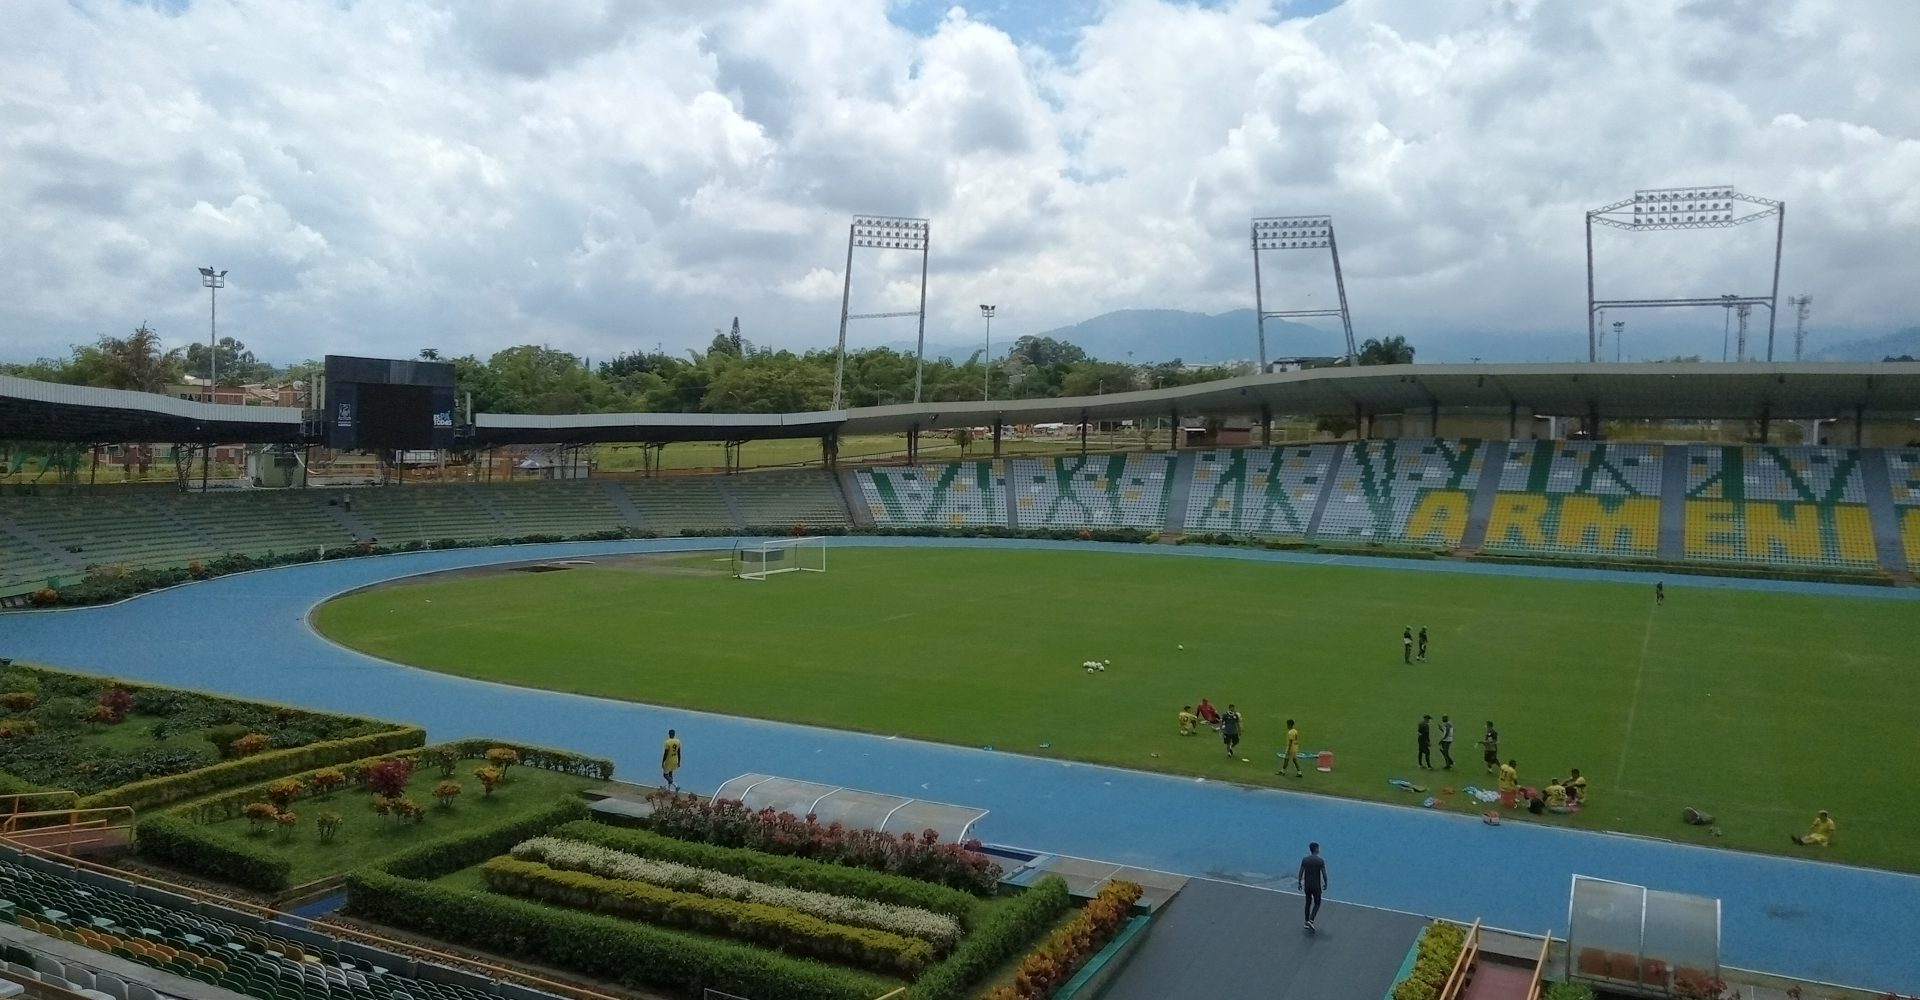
[1792,810,1836,847]
[1277,719,1304,777]
[1178,706,1199,735]
[661,729,683,791]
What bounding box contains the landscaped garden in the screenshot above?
[346,790,1143,1000]
[139,739,611,893]
[0,664,402,800]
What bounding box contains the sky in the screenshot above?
[2,0,1916,368]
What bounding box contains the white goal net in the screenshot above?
[732,536,828,580]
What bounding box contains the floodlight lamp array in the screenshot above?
[852,216,929,251]
[1252,216,1333,251]
[1633,185,1739,225]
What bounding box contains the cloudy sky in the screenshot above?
[3,0,1916,368]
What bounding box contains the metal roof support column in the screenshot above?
[1509,401,1519,440]
[1430,399,1440,437]
[907,424,917,465]
[1758,403,1771,444]
[1353,403,1364,441]
[1080,411,1089,455]
[1261,404,1272,447]
[1170,407,1178,451]
[1587,402,1600,440]
[1854,406,1864,448]
[821,430,839,471]
[992,419,1002,459]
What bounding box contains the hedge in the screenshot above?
[1392,921,1468,1000]
[135,740,585,891]
[551,820,977,922]
[345,804,886,1000]
[81,725,426,811]
[432,739,614,781]
[137,812,291,891]
[482,857,935,975]
[909,876,1071,1000]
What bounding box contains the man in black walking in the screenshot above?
[1417,626,1429,662]
[1221,704,1242,759]
[1417,714,1433,769]
[1402,626,1414,664]
[1297,842,1328,931]
[1482,721,1500,775]
[1438,714,1455,769]
[1656,581,1665,606]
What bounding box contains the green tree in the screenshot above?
[184,336,271,384]
[1007,335,1087,369]
[703,355,830,413]
[1357,336,1415,365]
[1060,360,1140,397]
[486,345,605,414]
[93,324,184,392]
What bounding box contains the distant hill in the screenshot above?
[1807,327,1920,362]
[1030,309,1342,364]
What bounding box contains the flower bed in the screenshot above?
[1391,921,1469,1000]
[639,790,1002,894]
[549,821,976,921]
[984,879,1143,1000]
[0,664,412,805]
[481,856,937,976]
[511,836,962,946]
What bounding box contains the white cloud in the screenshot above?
[0,0,1915,369]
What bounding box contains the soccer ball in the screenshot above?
[1177,644,1185,650]
[1100,660,1109,671]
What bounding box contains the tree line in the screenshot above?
[2,323,1416,416]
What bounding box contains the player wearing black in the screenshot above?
[1221,705,1242,758]
[1482,721,1500,775]
[1297,842,1328,930]
[1416,715,1433,769]
[1656,581,1665,606]
[1417,626,1429,662]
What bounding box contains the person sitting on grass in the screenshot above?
[1565,768,1587,805]
[1196,698,1221,726]
[1792,810,1836,847]
[1178,706,1199,736]
[1498,759,1519,799]
[1544,778,1572,814]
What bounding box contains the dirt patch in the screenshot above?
[345,552,732,595]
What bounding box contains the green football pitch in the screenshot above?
[311,546,1920,872]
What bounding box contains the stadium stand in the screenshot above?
[0,852,555,1000]
[1,493,217,574]
[610,477,736,534]
[1887,448,1920,569]
[1682,445,1880,571]
[347,487,506,543]
[1184,446,1337,539]
[1481,441,1664,559]
[721,471,851,529]
[855,461,1008,528]
[156,490,356,558]
[471,481,626,537]
[0,527,76,595]
[1314,439,1486,548]
[1009,453,1174,531]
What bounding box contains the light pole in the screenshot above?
[1612,321,1624,362]
[198,267,228,401]
[1720,294,1737,362]
[979,304,995,401]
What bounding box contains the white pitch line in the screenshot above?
[1614,607,1659,788]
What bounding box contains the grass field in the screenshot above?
[310,547,1920,872]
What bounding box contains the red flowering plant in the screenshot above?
[985,880,1143,1000]
[364,758,413,798]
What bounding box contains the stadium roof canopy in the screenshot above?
[5,363,1917,446]
[475,362,1920,445]
[0,375,305,444]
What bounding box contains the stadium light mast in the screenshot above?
[979,304,995,401]
[1789,295,1813,360]
[1586,185,1785,362]
[1251,215,1357,369]
[197,266,227,401]
[833,215,930,410]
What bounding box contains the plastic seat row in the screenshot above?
[856,462,1007,528]
[1185,446,1335,537]
[1314,439,1485,547]
[1010,454,1173,530]
[1496,441,1663,496]
[722,472,851,529]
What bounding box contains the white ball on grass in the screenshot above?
[1178,644,1185,650]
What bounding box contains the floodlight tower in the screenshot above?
[197,266,228,400]
[1585,185,1785,362]
[1251,216,1357,369]
[833,215,930,410]
[1789,295,1813,360]
[1734,303,1753,362]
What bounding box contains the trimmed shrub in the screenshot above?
[364,758,412,798]
[1392,921,1468,1000]
[482,857,936,975]
[910,877,1071,1000]
[511,836,961,946]
[552,821,976,921]
[986,880,1142,1000]
[81,725,426,811]
[137,813,292,891]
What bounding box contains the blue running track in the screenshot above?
[1,537,1914,992]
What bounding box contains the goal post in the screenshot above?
[732,536,828,580]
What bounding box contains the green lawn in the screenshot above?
[190,765,596,885]
[310,548,1920,872]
